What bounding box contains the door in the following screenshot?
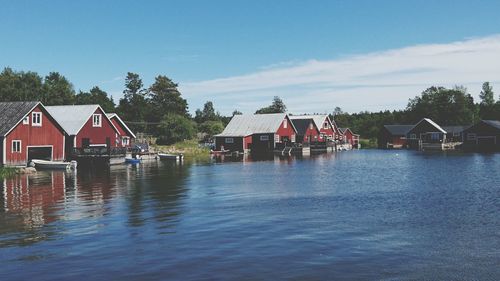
[28,147,52,161]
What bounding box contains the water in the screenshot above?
[1,150,499,280]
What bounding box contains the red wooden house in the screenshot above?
[289,117,320,143]
[378,125,414,148]
[339,128,360,148]
[0,101,66,166]
[290,115,337,142]
[215,113,297,153]
[46,105,120,158]
[106,113,136,147]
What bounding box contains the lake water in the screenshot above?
[1,150,499,280]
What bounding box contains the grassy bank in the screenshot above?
[0,166,18,179]
[359,138,378,149]
[153,139,211,158]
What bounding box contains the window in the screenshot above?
[453,132,460,137]
[274,134,280,143]
[122,137,130,146]
[324,122,329,129]
[309,122,313,130]
[23,116,29,125]
[283,120,287,128]
[291,134,296,142]
[12,140,21,153]
[431,133,440,141]
[467,133,476,141]
[410,133,417,139]
[32,112,42,127]
[225,138,234,144]
[92,114,102,127]
[260,135,269,141]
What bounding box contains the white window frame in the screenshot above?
[283,119,287,129]
[122,137,130,146]
[260,135,269,141]
[309,123,313,130]
[274,134,280,143]
[32,112,42,127]
[23,116,29,125]
[92,114,102,127]
[12,140,21,153]
[467,133,476,141]
[324,122,329,129]
[225,137,234,144]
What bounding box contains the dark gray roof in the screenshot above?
[482,120,500,130]
[442,125,469,134]
[383,125,414,136]
[0,101,40,136]
[290,118,316,135]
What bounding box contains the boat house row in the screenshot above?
[0,101,135,167]
[380,117,500,151]
[215,113,359,154]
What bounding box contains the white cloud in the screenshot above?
[180,35,500,114]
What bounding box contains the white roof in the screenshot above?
[106,113,136,138]
[289,114,332,130]
[414,118,447,134]
[217,113,294,137]
[46,104,117,135]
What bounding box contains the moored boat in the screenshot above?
[125,158,141,164]
[158,153,184,161]
[31,159,75,170]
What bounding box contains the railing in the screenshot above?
[71,147,127,157]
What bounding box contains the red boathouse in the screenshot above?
[0,101,66,166]
[46,105,121,158]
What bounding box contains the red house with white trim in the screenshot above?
[215,113,297,153]
[0,101,66,166]
[107,113,136,147]
[340,128,360,148]
[46,105,120,158]
[290,115,337,142]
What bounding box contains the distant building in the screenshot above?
[215,113,297,153]
[462,120,500,151]
[378,125,414,149]
[290,115,337,142]
[106,113,136,147]
[406,118,448,150]
[442,125,469,143]
[0,101,66,166]
[339,128,360,148]
[289,118,321,143]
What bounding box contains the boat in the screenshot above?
[158,153,184,161]
[31,159,75,170]
[125,157,141,164]
[210,149,229,155]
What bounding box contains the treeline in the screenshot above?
[332,83,499,140]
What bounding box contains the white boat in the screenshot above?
[31,159,76,170]
[157,153,184,161]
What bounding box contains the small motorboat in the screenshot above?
[158,153,184,161]
[210,149,229,155]
[31,159,75,170]
[125,157,141,164]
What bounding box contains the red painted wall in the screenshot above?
[75,108,118,148]
[244,135,253,150]
[110,117,134,147]
[343,129,354,144]
[303,121,320,142]
[318,117,335,141]
[275,117,296,142]
[4,105,65,166]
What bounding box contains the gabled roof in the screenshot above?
[216,113,296,137]
[0,101,40,136]
[442,125,469,134]
[482,120,500,130]
[290,118,319,135]
[107,113,136,139]
[290,114,334,131]
[46,104,118,135]
[383,125,414,136]
[339,128,360,136]
[412,118,447,134]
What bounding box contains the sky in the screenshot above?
[1,0,500,114]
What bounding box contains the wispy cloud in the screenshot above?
[180,35,500,114]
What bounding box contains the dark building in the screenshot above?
[462,120,500,151]
[378,125,414,149]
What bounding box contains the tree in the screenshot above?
[255,96,287,114]
[149,75,188,119]
[194,101,219,123]
[232,110,242,116]
[0,68,43,102]
[41,72,76,105]
[123,72,145,100]
[479,82,495,120]
[75,86,116,112]
[117,72,150,132]
[199,120,225,137]
[157,114,196,144]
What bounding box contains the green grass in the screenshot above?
[359,138,378,149]
[0,166,18,179]
[153,139,211,158]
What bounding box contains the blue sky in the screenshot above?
[1,0,500,114]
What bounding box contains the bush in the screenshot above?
[157,114,196,145]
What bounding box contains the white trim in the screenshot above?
[32,112,42,127]
[2,137,6,164]
[71,105,121,136]
[62,134,66,161]
[12,140,22,153]
[89,144,107,147]
[23,116,29,125]
[26,145,54,161]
